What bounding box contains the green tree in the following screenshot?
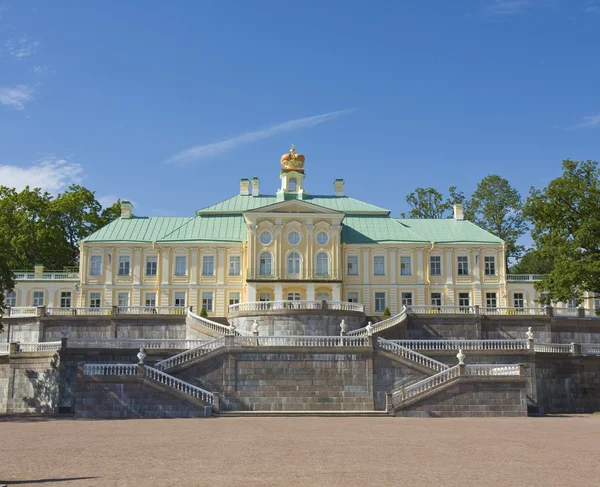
[467,175,527,268]
[524,159,600,304]
[509,248,554,275]
[0,243,15,318]
[401,186,465,219]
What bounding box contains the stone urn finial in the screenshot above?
[526,326,534,341]
[456,348,465,365]
[137,347,147,365]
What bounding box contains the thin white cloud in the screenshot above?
[165,109,356,165]
[0,84,35,109]
[97,194,121,208]
[486,0,531,15]
[4,36,40,59]
[568,114,600,130]
[33,65,50,76]
[585,6,600,13]
[0,158,84,193]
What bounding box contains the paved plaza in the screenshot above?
[1,415,599,486]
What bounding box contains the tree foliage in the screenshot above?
[0,184,120,310]
[466,175,527,268]
[509,248,554,275]
[524,159,600,303]
[401,186,465,219]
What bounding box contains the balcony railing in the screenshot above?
[246,268,343,281]
[506,274,543,282]
[13,270,79,280]
[228,300,365,314]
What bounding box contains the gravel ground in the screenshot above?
[1,415,599,487]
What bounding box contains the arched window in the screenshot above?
[259,252,272,276]
[316,291,330,301]
[289,178,297,191]
[287,251,301,275]
[316,252,329,276]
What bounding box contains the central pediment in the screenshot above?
[245,199,343,215]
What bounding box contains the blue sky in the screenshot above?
[1,0,599,229]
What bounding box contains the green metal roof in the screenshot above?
[158,215,246,242]
[342,216,428,244]
[82,217,193,243]
[197,194,389,215]
[395,219,504,244]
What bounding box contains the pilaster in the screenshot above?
[389,248,397,285]
[161,247,170,285]
[445,248,454,285]
[416,247,424,284]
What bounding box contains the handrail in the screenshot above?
[377,337,448,372]
[237,335,370,347]
[186,309,251,336]
[582,344,600,355]
[506,274,543,282]
[393,366,460,404]
[18,341,62,352]
[7,306,37,317]
[154,337,227,371]
[347,308,407,336]
[228,300,365,313]
[83,364,138,376]
[68,338,211,349]
[46,307,112,316]
[392,339,529,351]
[465,364,520,376]
[117,306,188,315]
[0,343,10,355]
[533,342,572,353]
[13,271,78,280]
[143,366,214,404]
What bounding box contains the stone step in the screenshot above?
[219,410,390,417]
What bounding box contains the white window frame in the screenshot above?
[431,292,442,307]
[374,292,386,313]
[287,231,301,246]
[400,256,412,276]
[484,255,496,276]
[117,292,129,308]
[430,255,442,276]
[457,255,469,276]
[174,291,186,307]
[259,231,273,246]
[287,292,301,301]
[347,256,359,276]
[118,255,130,276]
[486,292,497,309]
[202,255,215,276]
[145,293,156,308]
[288,178,297,191]
[316,231,329,246]
[373,256,385,276]
[401,292,412,306]
[6,291,17,307]
[259,252,272,276]
[513,292,525,310]
[259,291,271,302]
[229,292,240,306]
[229,256,241,276]
[60,291,72,308]
[316,291,330,301]
[89,292,101,308]
[90,255,102,276]
[458,292,470,312]
[287,251,301,276]
[145,256,158,276]
[347,292,359,303]
[202,291,213,312]
[33,291,45,307]
[174,256,187,276]
[315,251,329,276]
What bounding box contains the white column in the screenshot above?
[217,248,226,284]
[105,247,114,286]
[306,283,315,301]
[445,248,454,285]
[190,248,198,284]
[306,224,314,279]
[161,247,170,285]
[417,248,424,284]
[332,284,341,302]
[473,248,481,283]
[274,283,283,301]
[389,248,397,285]
[362,248,369,284]
[274,224,283,279]
[247,284,257,302]
[133,248,141,285]
[247,224,256,277]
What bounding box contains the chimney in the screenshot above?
[334,179,344,197]
[121,200,133,219]
[252,177,260,197]
[240,178,250,196]
[34,264,44,278]
[453,204,464,220]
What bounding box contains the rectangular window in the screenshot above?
[458,292,470,312]
[373,256,385,276]
[145,293,156,308]
[229,292,240,306]
[374,292,386,312]
[484,256,496,276]
[430,256,442,276]
[118,256,130,276]
[457,256,469,276]
[567,299,578,309]
[89,292,101,308]
[117,292,129,308]
[90,255,102,276]
[486,292,497,309]
[202,291,213,312]
[347,256,359,276]
[33,291,44,307]
[347,292,359,303]
[400,256,412,276]
[145,256,158,276]
[259,292,271,302]
[595,298,600,310]
[175,256,187,276]
[513,293,524,310]
[202,256,214,276]
[431,292,442,307]
[229,256,241,276]
[60,291,72,308]
[174,292,186,307]
[6,291,16,307]
[401,292,412,307]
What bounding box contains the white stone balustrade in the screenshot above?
[14,271,78,280]
[582,344,600,355]
[118,306,188,315]
[347,308,407,336]
[154,337,227,371]
[377,337,449,372]
[18,341,62,352]
[68,338,211,349]
[241,335,369,347]
[533,343,573,354]
[187,309,251,336]
[393,365,460,404]
[6,306,37,317]
[552,307,580,317]
[465,364,520,376]
[143,366,214,404]
[0,343,10,355]
[82,364,138,376]
[392,339,529,351]
[227,300,365,314]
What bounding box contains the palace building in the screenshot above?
[9,146,596,317]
